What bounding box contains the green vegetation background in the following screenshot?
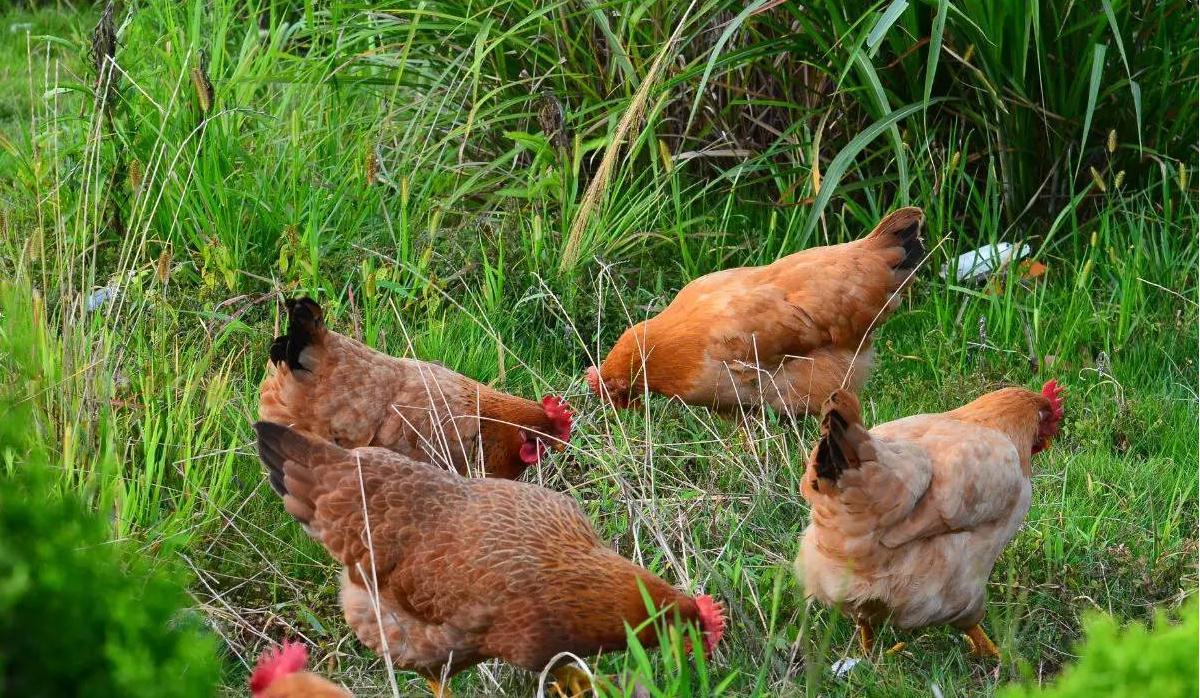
[0,1,1195,695]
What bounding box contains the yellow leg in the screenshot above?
[857,621,875,654]
[551,664,594,698]
[426,678,451,698]
[964,624,1001,659]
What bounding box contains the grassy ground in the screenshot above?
[0,2,1196,696]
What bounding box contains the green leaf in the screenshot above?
[803,99,940,236]
[866,0,909,56]
[923,0,949,106]
[1076,43,1107,177]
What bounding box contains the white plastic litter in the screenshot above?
[86,285,119,312]
[831,656,861,679]
[942,242,1030,283]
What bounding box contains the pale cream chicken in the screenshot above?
[796,381,1064,656]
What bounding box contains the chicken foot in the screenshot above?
[856,621,906,656]
[551,665,594,698]
[963,624,1000,659]
[426,678,452,697]
[856,621,875,654]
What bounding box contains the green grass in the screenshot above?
[0,1,1196,696]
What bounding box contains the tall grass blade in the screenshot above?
[685,0,772,135]
[867,0,909,56]
[1076,43,1107,177]
[802,99,935,236]
[1100,0,1143,150]
[854,51,910,204]
[560,1,697,274]
[923,0,949,106]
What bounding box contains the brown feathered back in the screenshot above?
[253,422,722,678]
[589,207,924,414]
[259,298,572,479]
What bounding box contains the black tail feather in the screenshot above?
[811,390,867,487]
[814,411,853,482]
[893,220,925,272]
[254,421,292,497]
[865,207,925,273]
[269,297,325,370]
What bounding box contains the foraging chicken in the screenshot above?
[795,380,1065,657]
[253,421,726,697]
[586,207,924,414]
[250,641,352,698]
[260,298,573,479]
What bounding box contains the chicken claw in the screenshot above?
[551,665,594,698]
[964,625,1000,659]
[856,621,875,654]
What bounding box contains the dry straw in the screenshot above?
[90,1,118,117]
[559,2,697,274]
[191,51,214,114]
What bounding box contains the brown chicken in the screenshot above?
[586,207,924,415]
[253,421,726,697]
[260,298,573,479]
[250,641,352,697]
[795,380,1065,657]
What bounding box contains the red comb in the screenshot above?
[249,641,309,694]
[541,395,574,442]
[695,595,727,656]
[1042,379,1064,421]
[1033,379,1065,455]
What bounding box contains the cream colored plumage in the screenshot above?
[796,382,1064,655]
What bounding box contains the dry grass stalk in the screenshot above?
[90,1,118,116]
[365,145,379,186]
[537,91,568,150]
[156,249,172,284]
[191,50,214,114]
[559,1,697,274]
[128,157,143,193]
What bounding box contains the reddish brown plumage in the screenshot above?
[253,422,725,684]
[797,381,1064,641]
[587,207,924,414]
[259,298,572,479]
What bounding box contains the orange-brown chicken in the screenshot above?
[250,641,352,697]
[260,298,572,479]
[253,421,726,697]
[586,207,924,415]
[795,381,1065,657]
